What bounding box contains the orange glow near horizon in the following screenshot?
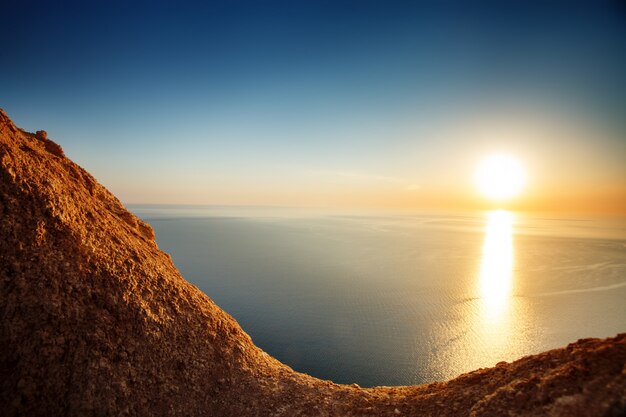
[113,134,625,215]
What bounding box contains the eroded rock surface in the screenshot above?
[0,108,624,416]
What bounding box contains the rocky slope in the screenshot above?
[0,108,624,416]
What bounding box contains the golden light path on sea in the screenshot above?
[479,210,514,319]
[472,209,517,367]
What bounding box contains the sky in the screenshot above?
[2,0,625,213]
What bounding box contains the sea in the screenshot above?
[130,205,626,387]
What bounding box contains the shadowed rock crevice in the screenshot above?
[0,108,624,416]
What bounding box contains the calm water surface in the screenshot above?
[131,206,626,387]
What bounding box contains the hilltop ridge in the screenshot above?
[0,108,624,416]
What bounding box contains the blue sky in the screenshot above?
[2,0,625,211]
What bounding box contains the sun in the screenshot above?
[474,154,527,201]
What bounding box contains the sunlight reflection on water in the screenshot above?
[479,210,514,320]
[471,210,518,370]
[434,210,521,379]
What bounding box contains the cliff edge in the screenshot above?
[0,109,624,416]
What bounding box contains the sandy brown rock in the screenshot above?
[0,108,624,416]
[35,130,47,141]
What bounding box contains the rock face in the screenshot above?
[0,108,624,417]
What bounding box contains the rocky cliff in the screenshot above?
[0,109,624,416]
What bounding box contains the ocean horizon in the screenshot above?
[131,205,626,387]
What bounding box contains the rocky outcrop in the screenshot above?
[0,108,624,417]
